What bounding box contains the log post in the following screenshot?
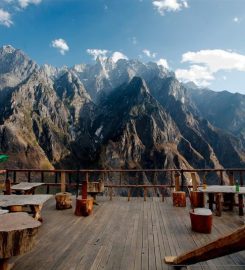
[173,191,186,207]
[238,194,244,216]
[4,179,11,195]
[174,173,180,192]
[190,191,205,208]
[208,193,214,211]
[74,174,94,216]
[215,193,222,216]
[60,172,66,193]
[144,187,147,201]
[109,187,113,201]
[55,192,72,210]
[128,188,131,202]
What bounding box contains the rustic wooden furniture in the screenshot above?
[75,180,93,216]
[87,180,104,204]
[0,212,41,270]
[0,195,52,221]
[55,192,72,210]
[190,191,205,208]
[199,185,245,216]
[189,208,212,233]
[11,182,44,195]
[165,225,245,265]
[172,191,186,207]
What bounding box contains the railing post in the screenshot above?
[161,188,164,202]
[220,170,223,185]
[228,171,234,185]
[13,171,16,184]
[109,187,113,201]
[144,187,147,201]
[41,172,44,183]
[76,171,80,198]
[239,171,243,186]
[180,170,184,191]
[27,171,31,183]
[60,172,66,192]
[174,172,180,192]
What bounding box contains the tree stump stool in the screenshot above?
[55,192,72,210]
[74,197,93,217]
[190,208,212,234]
[173,191,186,207]
[190,191,205,208]
[0,212,41,270]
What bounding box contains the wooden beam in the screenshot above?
[165,225,245,265]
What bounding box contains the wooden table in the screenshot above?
[0,195,52,221]
[11,182,44,195]
[198,185,245,216]
[0,212,41,270]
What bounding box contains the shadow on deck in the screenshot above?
[14,197,245,270]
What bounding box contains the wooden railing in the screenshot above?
[0,168,244,198]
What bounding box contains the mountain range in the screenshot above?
[0,45,245,184]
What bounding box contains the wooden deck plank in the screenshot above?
[12,196,245,270]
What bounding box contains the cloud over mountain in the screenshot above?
[176,49,245,86]
[51,39,69,55]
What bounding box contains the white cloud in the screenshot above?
[143,49,157,58]
[86,49,128,63]
[176,65,214,87]
[152,0,188,15]
[111,52,128,63]
[156,58,169,69]
[18,0,42,9]
[0,9,13,27]
[223,76,227,80]
[176,49,245,86]
[233,17,239,22]
[51,39,69,55]
[86,49,108,60]
[181,49,245,73]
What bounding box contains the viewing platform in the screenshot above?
[12,196,245,270]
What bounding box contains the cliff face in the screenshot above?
[0,46,245,185]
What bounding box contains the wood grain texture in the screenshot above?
[12,197,245,270]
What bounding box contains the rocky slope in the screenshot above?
[0,46,245,185]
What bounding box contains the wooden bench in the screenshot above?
[11,182,44,195]
[0,195,52,221]
[0,212,41,270]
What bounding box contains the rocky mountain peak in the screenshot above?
[0,45,38,89]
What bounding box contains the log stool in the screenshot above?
[0,212,41,270]
[190,208,212,234]
[190,191,205,208]
[75,180,94,216]
[55,192,72,210]
[74,197,93,216]
[173,191,186,207]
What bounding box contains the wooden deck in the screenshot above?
[13,197,245,270]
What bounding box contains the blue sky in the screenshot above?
[1,0,245,93]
